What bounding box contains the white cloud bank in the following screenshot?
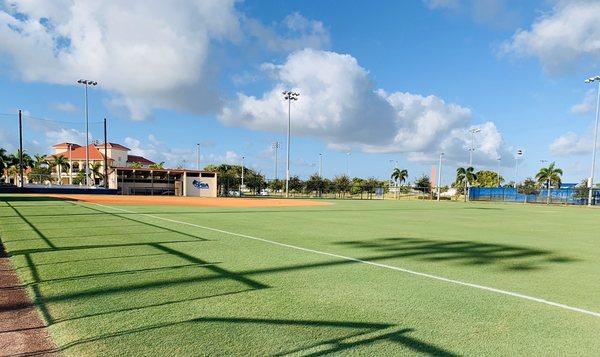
[221,49,511,165]
[0,0,240,119]
[501,0,600,73]
[571,89,598,115]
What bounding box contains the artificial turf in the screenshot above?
[0,195,599,356]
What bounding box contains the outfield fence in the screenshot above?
[469,187,599,205]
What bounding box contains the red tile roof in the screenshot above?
[46,144,106,161]
[127,155,155,165]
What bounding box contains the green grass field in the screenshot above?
[1,195,599,356]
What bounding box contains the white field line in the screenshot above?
[89,202,600,319]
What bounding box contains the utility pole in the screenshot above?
[283,91,299,198]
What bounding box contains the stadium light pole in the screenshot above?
[389,159,399,199]
[514,149,523,188]
[283,91,299,198]
[468,128,481,167]
[540,159,550,204]
[437,152,444,202]
[496,156,501,187]
[585,76,600,206]
[346,152,351,177]
[272,141,279,181]
[319,153,323,177]
[196,143,200,170]
[77,79,97,186]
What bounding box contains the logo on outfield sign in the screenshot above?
[192,179,209,189]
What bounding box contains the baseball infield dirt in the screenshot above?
[49,194,331,208]
[0,243,58,357]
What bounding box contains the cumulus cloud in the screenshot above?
[221,49,510,165]
[550,131,592,156]
[0,0,240,120]
[0,2,332,120]
[571,89,597,115]
[501,0,600,73]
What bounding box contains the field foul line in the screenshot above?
[89,202,600,319]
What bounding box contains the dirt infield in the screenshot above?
[0,244,58,357]
[49,194,331,208]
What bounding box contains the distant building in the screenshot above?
[46,141,216,197]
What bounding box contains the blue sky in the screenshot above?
[1,0,599,184]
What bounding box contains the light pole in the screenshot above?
[389,159,398,199]
[496,156,501,187]
[241,155,245,188]
[272,141,279,181]
[283,91,299,198]
[514,149,523,188]
[77,79,97,186]
[437,152,444,202]
[540,159,550,204]
[585,76,600,206]
[468,128,481,167]
[346,152,351,177]
[196,143,200,170]
[319,153,323,177]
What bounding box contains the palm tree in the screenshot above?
[51,155,70,185]
[0,148,7,179]
[390,168,408,199]
[536,162,563,204]
[90,162,104,185]
[34,154,49,168]
[456,167,477,202]
[130,162,143,169]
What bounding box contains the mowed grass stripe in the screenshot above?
[88,202,600,319]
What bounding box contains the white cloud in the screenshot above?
[0,0,240,120]
[571,89,597,115]
[221,49,510,165]
[501,0,600,73]
[550,131,592,156]
[52,102,78,114]
[243,12,329,53]
[124,134,240,168]
[45,128,88,146]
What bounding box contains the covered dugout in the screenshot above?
[110,168,217,197]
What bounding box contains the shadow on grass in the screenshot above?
[56,316,458,356]
[335,237,577,271]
